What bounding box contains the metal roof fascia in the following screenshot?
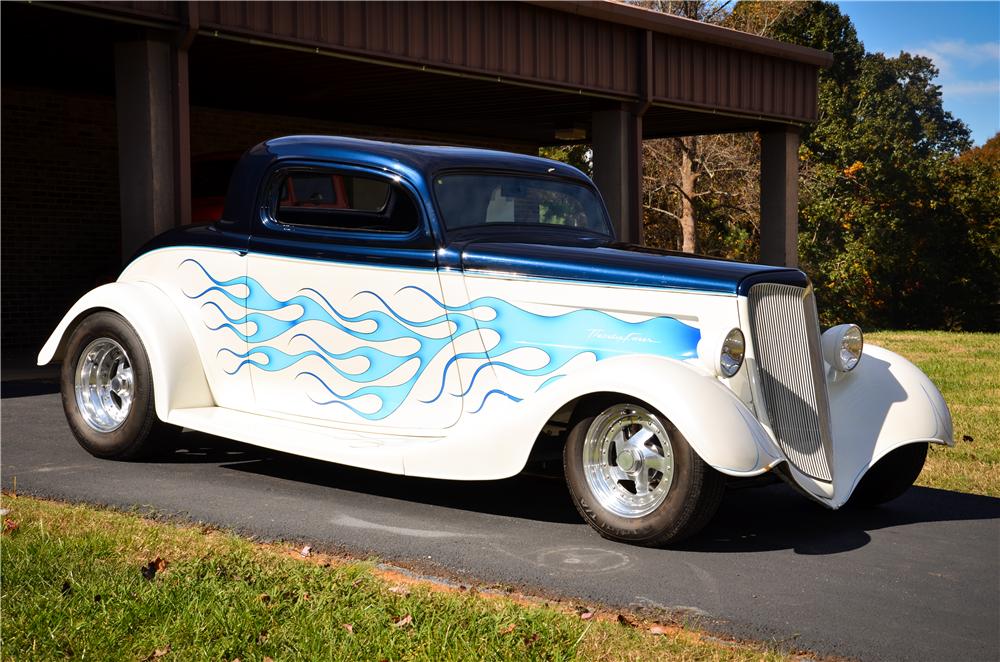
[529,0,835,69]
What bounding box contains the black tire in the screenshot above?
[60,311,178,460]
[850,442,928,506]
[563,398,725,547]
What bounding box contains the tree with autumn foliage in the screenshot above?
[767,1,998,329]
[941,134,1000,326]
[545,1,998,329]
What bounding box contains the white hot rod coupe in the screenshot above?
[39,136,953,546]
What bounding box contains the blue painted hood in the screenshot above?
[457,238,808,296]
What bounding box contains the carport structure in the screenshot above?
[2,0,830,353]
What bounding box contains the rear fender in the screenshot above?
[37,282,213,419]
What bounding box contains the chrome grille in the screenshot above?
[747,284,833,481]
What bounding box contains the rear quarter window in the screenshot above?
[270,169,419,234]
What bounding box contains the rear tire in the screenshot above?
[60,311,178,460]
[851,442,928,506]
[563,399,725,547]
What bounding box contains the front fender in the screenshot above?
[37,282,213,419]
[402,354,782,480]
[544,354,783,476]
[825,343,953,506]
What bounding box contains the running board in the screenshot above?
[166,406,433,475]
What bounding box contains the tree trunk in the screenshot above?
[679,136,700,254]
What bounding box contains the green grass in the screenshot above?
[867,331,999,497]
[1,496,790,662]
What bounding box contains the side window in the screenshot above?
[434,174,611,234]
[270,169,419,234]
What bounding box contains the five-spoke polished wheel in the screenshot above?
[564,398,726,547]
[582,404,674,518]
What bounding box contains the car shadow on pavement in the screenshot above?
[0,379,60,398]
[680,483,1000,555]
[160,430,1000,553]
[154,433,259,464]
[159,430,582,524]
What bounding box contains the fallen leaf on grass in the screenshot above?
[342,623,354,634]
[649,625,671,636]
[524,633,540,647]
[143,645,170,660]
[299,545,312,557]
[580,611,594,620]
[2,519,19,534]
[499,623,516,635]
[258,593,271,604]
[141,558,167,581]
[617,613,638,628]
[393,614,413,628]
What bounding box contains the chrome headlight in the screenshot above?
[821,324,864,372]
[719,328,745,377]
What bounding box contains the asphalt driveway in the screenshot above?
[3,387,998,661]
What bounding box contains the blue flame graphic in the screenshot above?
[182,259,700,420]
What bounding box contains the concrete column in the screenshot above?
[115,38,178,259]
[592,108,643,244]
[759,126,801,267]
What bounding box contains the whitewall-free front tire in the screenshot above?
[563,399,725,546]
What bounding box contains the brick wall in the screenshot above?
[190,106,538,157]
[1,86,121,357]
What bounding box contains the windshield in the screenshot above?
[433,173,611,235]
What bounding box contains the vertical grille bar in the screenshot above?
[748,284,833,481]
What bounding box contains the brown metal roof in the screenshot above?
[27,0,830,136]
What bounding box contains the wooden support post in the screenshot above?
[759,125,801,267]
[114,37,179,259]
[592,108,643,244]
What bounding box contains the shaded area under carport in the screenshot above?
[1,0,828,353]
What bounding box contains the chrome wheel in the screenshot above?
[75,337,134,432]
[582,403,675,518]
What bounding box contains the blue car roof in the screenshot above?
[141,134,808,296]
[220,135,592,232]
[266,135,590,180]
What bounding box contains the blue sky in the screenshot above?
[835,1,999,146]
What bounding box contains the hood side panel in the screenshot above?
[458,241,806,294]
